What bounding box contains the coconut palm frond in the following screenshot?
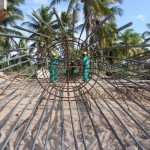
[146,23,150,29]
[0,15,23,27]
[10,0,25,6]
[75,24,84,31]
[143,38,150,44]
[67,0,78,15]
[111,6,123,17]
[1,28,23,35]
[50,0,68,7]
[142,31,150,39]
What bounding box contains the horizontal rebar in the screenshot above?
[0,73,35,107]
[74,90,87,150]
[0,53,34,64]
[0,60,30,72]
[14,90,46,149]
[14,77,50,149]
[43,90,58,150]
[1,85,42,150]
[103,55,150,65]
[2,47,37,54]
[101,44,150,50]
[0,33,45,41]
[87,22,132,48]
[96,76,150,138]
[12,25,53,40]
[89,81,144,150]
[102,22,133,39]
[0,74,37,130]
[90,60,150,113]
[78,89,103,149]
[0,66,34,87]
[31,89,55,150]
[89,63,150,92]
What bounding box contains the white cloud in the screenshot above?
[133,15,146,21]
[32,0,49,5]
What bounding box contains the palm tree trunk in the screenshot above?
[84,2,92,46]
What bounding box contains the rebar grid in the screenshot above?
[0,8,150,150]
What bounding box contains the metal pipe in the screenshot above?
[114,74,150,92]
[68,96,79,150]
[109,63,150,78]
[101,44,150,51]
[0,66,34,87]
[60,86,65,150]
[14,90,46,149]
[74,74,144,149]
[0,60,30,72]
[43,90,58,150]
[78,89,103,149]
[89,59,150,113]
[0,85,42,150]
[88,81,144,150]
[0,53,33,64]
[74,92,87,149]
[12,25,53,40]
[2,47,37,54]
[92,65,150,92]
[96,76,150,138]
[101,55,150,65]
[90,59,150,113]
[33,78,66,149]
[0,73,37,130]
[87,22,132,48]
[0,73,35,107]
[44,81,66,150]
[0,33,46,41]
[102,22,132,39]
[31,89,55,150]
[87,52,150,81]
[14,79,50,149]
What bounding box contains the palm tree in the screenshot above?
[52,11,73,36]
[119,29,144,57]
[0,0,24,31]
[50,0,123,45]
[22,5,56,61]
[142,23,150,44]
[118,29,146,69]
[22,5,55,36]
[0,0,25,67]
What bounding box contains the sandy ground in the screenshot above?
[0,72,150,150]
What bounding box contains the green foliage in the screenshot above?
[0,0,24,28]
[142,23,150,44]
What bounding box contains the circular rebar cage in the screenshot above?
[0,9,150,150]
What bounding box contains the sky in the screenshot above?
[18,0,150,36]
[116,0,150,34]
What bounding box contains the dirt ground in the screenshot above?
[0,72,150,150]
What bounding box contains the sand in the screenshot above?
[0,72,150,150]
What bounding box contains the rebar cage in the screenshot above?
[0,8,150,150]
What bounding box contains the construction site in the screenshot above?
[0,0,150,150]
